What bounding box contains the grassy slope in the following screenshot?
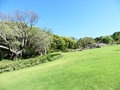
[0,45,120,90]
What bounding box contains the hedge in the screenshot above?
[0,52,62,73]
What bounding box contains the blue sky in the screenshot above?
[0,0,120,38]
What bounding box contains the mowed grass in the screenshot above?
[0,45,120,90]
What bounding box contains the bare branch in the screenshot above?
[28,11,39,26]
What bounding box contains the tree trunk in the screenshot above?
[44,48,47,55]
[0,45,22,60]
[0,52,2,61]
[12,50,22,60]
[11,53,18,60]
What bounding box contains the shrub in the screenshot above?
[0,53,62,73]
[101,36,114,44]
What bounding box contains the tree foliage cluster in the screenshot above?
[95,31,120,44]
[112,31,120,43]
[50,35,77,51]
[0,10,51,60]
[76,37,95,48]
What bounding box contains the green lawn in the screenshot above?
[0,45,120,90]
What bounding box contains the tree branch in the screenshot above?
[0,45,15,53]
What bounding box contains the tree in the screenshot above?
[23,27,52,58]
[101,36,114,44]
[63,37,76,49]
[0,10,51,60]
[77,37,95,48]
[51,35,66,51]
[95,36,102,43]
[50,35,76,51]
[112,31,120,42]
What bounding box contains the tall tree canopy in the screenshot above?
[0,10,51,60]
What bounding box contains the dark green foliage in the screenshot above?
[112,31,120,42]
[101,36,114,44]
[76,37,95,48]
[95,36,102,43]
[0,53,62,73]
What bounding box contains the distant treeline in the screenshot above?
[50,31,120,52]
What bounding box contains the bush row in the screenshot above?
[0,53,62,73]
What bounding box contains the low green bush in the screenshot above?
[0,53,62,73]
